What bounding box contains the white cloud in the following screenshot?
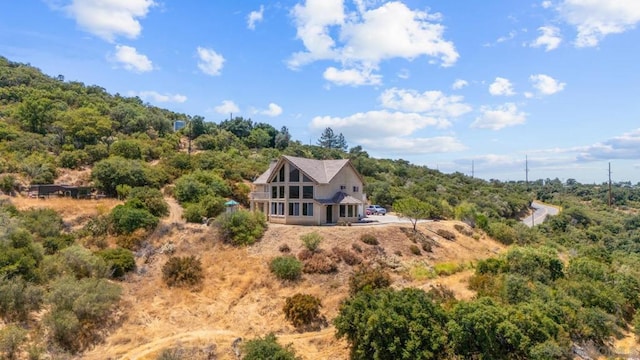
[289,1,458,85]
[260,103,283,117]
[111,45,153,72]
[55,0,155,42]
[247,5,264,30]
[310,110,449,139]
[472,103,526,130]
[489,77,516,96]
[379,88,472,118]
[197,47,225,76]
[556,0,640,47]
[359,136,466,154]
[452,79,468,90]
[577,128,640,161]
[214,100,240,114]
[130,91,187,103]
[542,1,553,9]
[530,26,562,51]
[530,74,566,95]
[323,66,382,86]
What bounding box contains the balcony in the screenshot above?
[250,192,270,200]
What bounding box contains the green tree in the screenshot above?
[335,288,450,360]
[394,197,433,232]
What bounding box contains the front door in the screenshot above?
[326,205,333,223]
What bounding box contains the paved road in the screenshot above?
[522,201,560,227]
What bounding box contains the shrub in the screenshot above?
[279,244,291,253]
[454,223,474,236]
[300,232,322,252]
[242,333,299,360]
[434,262,465,276]
[115,230,145,250]
[633,311,640,339]
[182,203,206,223]
[303,253,337,274]
[488,222,517,245]
[43,245,109,280]
[0,324,27,360]
[270,256,302,281]
[162,256,204,289]
[349,266,391,296]
[409,244,421,255]
[297,248,313,261]
[360,233,379,245]
[283,293,322,327]
[42,234,75,254]
[128,187,169,217]
[436,229,456,241]
[0,175,17,195]
[332,247,362,266]
[20,208,64,239]
[110,204,158,234]
[45,276,122,352]
[335,288,449,360]
[0,277,43,322]
[351,243,363,253]
[96,247,136,278]
[216,210,266,246]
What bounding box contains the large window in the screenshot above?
[289,202,300,216]
[302,202,314,216]
[278,166,285,182]
[279,186,285,199]
[290,168,300,182]
[303,174,313,182]
[289,186,299,199]
[348,205,354,217]
[271,202,285,216]
[340,205,346,217]
[271,186,277,199]
[303,186,314,199]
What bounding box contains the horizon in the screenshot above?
[1,1,639,184]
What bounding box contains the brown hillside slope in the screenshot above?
[80,220,505,360]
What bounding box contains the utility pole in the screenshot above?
[187,118,192,156]
[471,160,474,178]
[525,155,529,190]
[608,162,612,207]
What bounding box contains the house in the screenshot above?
[250,155,366,225]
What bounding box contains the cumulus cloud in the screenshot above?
[53,0,155,42]
[530,74,566,95]
[197,47,225,76]
[530,26,562,51]
[310,110,449,139]
[260,103,283,117]
[247,5,264,30]
[359,136,466,154]
[471,103,526,130]
[130,91,187,103]
[556,0,640,47]
[214,100,240,114]
[111,45,153,72]
[452,79,468,90]
[542,1,553,9]
[577,128,640,161]
[289,0,458,86]
[379,88,472,118]
[323,66,382,86]
[489,77,516,96]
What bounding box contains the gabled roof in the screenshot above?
[316,191,363,205]
[253,155,363,185]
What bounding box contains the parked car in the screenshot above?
[366,205,386,215]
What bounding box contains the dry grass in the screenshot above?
[7,195,507,359]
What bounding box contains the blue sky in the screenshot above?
[1,0,640,184]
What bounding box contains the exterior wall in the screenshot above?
[251,159,364,225]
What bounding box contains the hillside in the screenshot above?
[2,57,640,360]
[10,195,505,360]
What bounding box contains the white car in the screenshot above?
[366,205,386,215]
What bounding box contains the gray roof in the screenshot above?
[254,155,357,185]
[316,191,363,205]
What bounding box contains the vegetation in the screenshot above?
[3,56,640,358]
[242,333,299,360]
[270,256,302,281]
[215,210,267,246]
[283,293,322,327]
[162,256,204,289]
[300,231,322,252]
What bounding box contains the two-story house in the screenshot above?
[250,155,366,225]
